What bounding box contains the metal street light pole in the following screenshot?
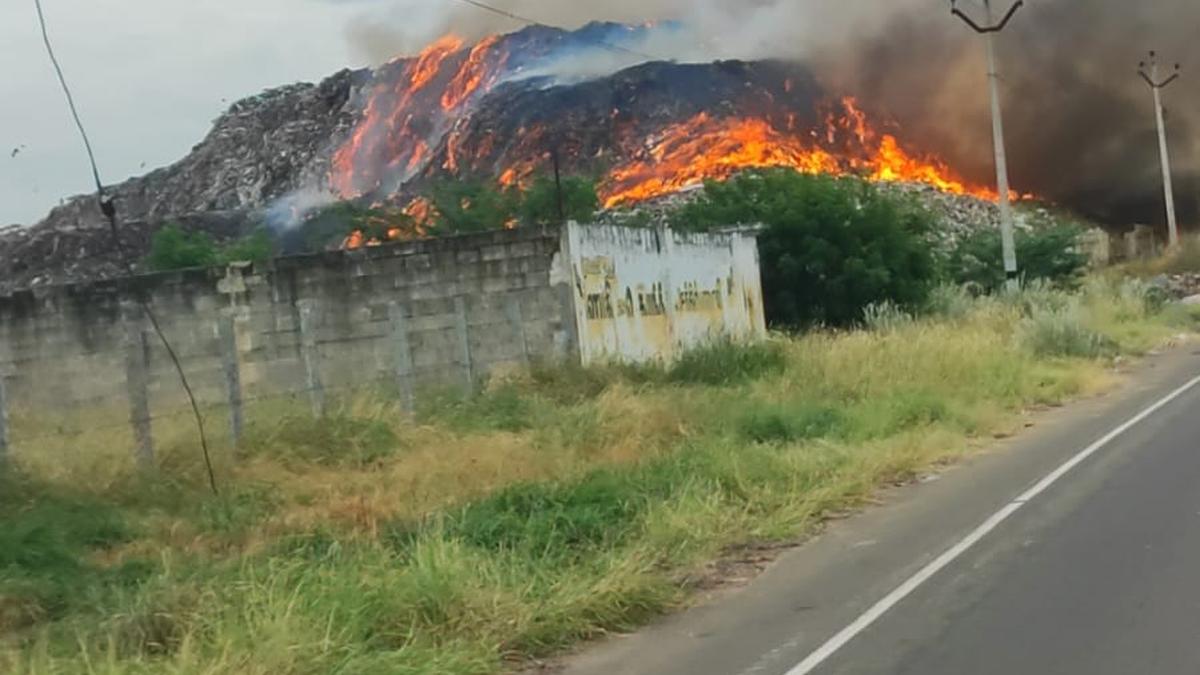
[952,0,1024,291]
[1139,52,1182,248]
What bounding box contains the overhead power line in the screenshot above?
[446,0,661,62]
[31,0,219,494]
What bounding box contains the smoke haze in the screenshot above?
[346,0,1200,227]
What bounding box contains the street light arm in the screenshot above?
[950,6,989,33]
[1159,73,1180,88]
[1138,70,1157,88]
[991,1,1025,32]
[951,0,1024,34]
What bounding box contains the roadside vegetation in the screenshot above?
[2,277,1195,674]
[6,168,1197,673]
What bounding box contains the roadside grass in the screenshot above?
[0,280,1194,674]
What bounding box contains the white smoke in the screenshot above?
[265,187,339,230]
[341,0,920,67]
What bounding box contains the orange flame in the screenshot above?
[331,85,389,197]
[341,197,433,250]
[602,114,840,208]
[442,35,505,111]
[331,34,467,198]
[404,196,433,225]
[601,98,1001,208]
[444,129,463,172]
[868,135,992,199]
[411,35,465,91]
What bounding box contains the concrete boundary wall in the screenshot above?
[0,223,764,458]
[0,226,571,413]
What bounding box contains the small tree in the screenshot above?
[220,229,273,264]
[672,169,939,328]
[948,225,1088,292]
[428,180,520,235]
[145,224,274,272]
[518,175,600,227]
[145,224,221,271]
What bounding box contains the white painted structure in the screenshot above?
[559,222,767,364]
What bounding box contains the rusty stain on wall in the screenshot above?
[563,222,766,364]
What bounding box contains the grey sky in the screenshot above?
[1,0,372,226]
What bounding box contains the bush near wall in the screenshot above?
[672,169,940,328]
[145,224,272,272]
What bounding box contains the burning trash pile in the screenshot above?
[5,22,1030,290]
[595,179,1011,250]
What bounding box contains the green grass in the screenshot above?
[0,476,147,633]
[0,278,1193,674]
[663,340,788,386]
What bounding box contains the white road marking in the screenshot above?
[783,373,1200,675]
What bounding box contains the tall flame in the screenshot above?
[442,36,506,111]
[331,35,466,198]
[602,115,841,208]
[601,98,999,208]
[411,35,464,90]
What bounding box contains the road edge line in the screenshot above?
[783,373,1200,675]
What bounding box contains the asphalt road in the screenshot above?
[558,347,1200,675]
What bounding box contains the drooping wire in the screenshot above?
[447,0,661,62]
[31,0,219,495]
[32,0,102,196]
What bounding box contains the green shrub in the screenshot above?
[1021,305,1115,358]
[665,340,787,386]
[145,224,221,271]
[219,229,273,264]
[145,224,274,272]
[1003,279,1074,317]
[862,300,915,332]
[672,169,939,328]
[948,224,1088,293]
[447,449,711,562]
[519,175,600,227]
[1113,278,1170,317]
[923,283,977,320]
[428,180,520,235]
[451,470,649,560]
[738,403,845,444]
